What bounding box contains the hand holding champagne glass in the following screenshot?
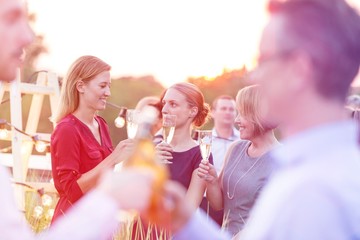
[161,114,176,164]
[198,130,212,164]
[126,109,139,139]
[162,114,176,144]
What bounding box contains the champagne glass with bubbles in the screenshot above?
[126,109,139,139]
[162,114,176,144]
[115,109,139,172]
[198,130,212,163]
[161,114,176,164]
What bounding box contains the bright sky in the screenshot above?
[27,0,360,87]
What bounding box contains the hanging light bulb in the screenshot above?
[33,205,44,219]
[45,208,55,220]
[41,194,53,207]
[0,119,8,139]
[35,141,47,153]
[0,128,8,139]
[114,107,127,128]
[33,135,48,153]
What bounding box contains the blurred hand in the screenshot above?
[97,168,154,213]
[142,180,193,233]
[112,139,135,164]
[197,160,217,184]
[155,141,173,163]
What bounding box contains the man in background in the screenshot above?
[211,95,239,175]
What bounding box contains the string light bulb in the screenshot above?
[32,135,48,153]
[41,194,53,207]
[33,205,44,219]
[0,119,8,139]
[114,107,127,128]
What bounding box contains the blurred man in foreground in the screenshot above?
[240,0,360,239]
[0,1,152,239]
[162,0,360,239]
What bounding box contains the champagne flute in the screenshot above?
[115,109,139,172]
[162,114,176,144]
[126,109,139,139]
[198,130,212,164]
[161,114,176,164]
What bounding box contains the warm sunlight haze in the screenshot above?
[27,0,268,87]
[27,0,360,87]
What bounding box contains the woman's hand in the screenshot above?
[197,160,218,184]
[112,139,135,164]
[155,141,173,163]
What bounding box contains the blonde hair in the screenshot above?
[236,85,271,135]
[163,82,210,127]
[53,55,111,123]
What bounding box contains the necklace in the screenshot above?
[226,144,263,200]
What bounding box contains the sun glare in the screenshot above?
[26,0,269,87]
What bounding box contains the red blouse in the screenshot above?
[50,114,113,223]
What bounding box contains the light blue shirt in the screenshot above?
[241,120,360,240]
[174,210,231,240]
[212,128,240,174]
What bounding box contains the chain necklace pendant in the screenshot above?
[227,191,234,200]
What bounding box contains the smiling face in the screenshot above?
[78,71,111,111]
[0,0,33,81]
[235,113,256,141]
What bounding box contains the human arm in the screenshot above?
[77,138,134,193]
[197,161,224,210]
[197,142,237,210]
[185,169,207,210]
[153,180,231,240]
[52,122,134,199]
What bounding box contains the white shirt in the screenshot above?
[0,165,119,240]
[241,120,360,240]
[212,128,240,174]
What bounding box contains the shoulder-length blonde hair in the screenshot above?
[236,84,273,135]
[53,55,111,123]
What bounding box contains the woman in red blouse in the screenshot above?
[50,55,134,223]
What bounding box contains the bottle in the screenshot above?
[122,106,169,223]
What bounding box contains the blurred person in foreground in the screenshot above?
[0,1,155,239]
[198,85,279,237]
[239,0,360,239]
[135,95,163,144]
[154,0,360,239]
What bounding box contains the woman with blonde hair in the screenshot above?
[51,55,133,223]
[198,84,279,237]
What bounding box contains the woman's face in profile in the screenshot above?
[161,88,193,127]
